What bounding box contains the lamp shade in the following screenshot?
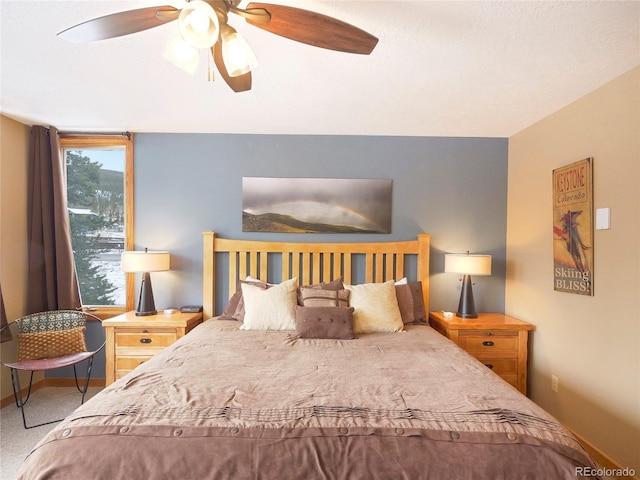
[121,250,170,273]
[122,250,170,316]
[178,0,220,49]
[444,254,492,276]
[445,252,491,319]
[163,33,200,74]
[221,25,258,77]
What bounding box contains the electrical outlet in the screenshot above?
[551,375,559,393]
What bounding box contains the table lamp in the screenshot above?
[121,248,170,316]
[444,252,492,319]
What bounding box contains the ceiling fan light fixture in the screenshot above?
[221,26,258,77]
[163,34,200,74]
[178,0,220,49]
[58,1,379,93]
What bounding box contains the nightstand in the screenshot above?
[103,311,203,386]
[428,311,534,395]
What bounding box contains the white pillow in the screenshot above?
[245,275,272,285]
[345,280,404,334]
[240,277,298,330]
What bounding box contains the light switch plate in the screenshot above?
[595,208,610,230]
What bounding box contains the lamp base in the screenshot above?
[135,272,157,317]
[456,274,478,319]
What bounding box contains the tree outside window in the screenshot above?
[60,135,134,312]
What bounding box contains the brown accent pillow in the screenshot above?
[395,281,427,324]
[17,327,87,361]
[299,288,350,307]
[219,280,269,321]
[296,277,344,305]
[295,306,355,340]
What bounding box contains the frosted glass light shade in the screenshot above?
[121,250,170,273]
[163,34,200,74]
[444,254,492,276]
[221,26,258,77]
[179,0,220,49]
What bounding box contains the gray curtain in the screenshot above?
[26,126,81,313]
[0,284,11,343]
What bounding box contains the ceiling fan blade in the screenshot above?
[245,3,378,55]
[228,5,271,25]
[212,43,252,93]
[58,6,180,43]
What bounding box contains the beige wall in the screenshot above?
[0,115,35,400]
[507,67,639,471]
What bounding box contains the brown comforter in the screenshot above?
[18,319,597,479]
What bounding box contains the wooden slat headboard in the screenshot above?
[203,232,431,320]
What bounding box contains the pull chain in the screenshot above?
[208,54,215,82]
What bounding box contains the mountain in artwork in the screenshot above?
[242,211,379,233]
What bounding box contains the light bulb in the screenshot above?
[187,10,210,34]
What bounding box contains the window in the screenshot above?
[60,134,134,313]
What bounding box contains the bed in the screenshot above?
[17,232,599,479]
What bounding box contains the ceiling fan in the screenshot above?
[57,0,378,93]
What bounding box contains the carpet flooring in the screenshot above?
[0,386,102,480]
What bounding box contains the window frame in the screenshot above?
[59,134,135,318]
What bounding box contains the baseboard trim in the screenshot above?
[41,377,105,389]
[1,377,105,409]
[1,379,44,409]
[569,427,638,480]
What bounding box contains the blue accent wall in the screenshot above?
[54,133,508,380]
[134,133,508,315]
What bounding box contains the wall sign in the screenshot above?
[552,158,593,295]
[242,177,392,233]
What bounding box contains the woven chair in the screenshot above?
[0,310,105,429]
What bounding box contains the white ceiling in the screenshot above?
[1,1,638,137]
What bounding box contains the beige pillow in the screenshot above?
[345,280,404,334]
[240,277,298,330]
[219,279,268,321]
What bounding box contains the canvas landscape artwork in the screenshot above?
[242,177,392,233]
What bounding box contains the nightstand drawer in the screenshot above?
[115,329,178,349]
[115,371,134,381]
[116,355,153,371]
[458,331,518,353]
[475,357,518,375]
[502,375,518,389]
[428,312,534,396]
[103,311,204,386]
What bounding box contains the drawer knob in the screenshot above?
[140,338,152,344]
[482,340,494,347]
[485,364,494,369]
